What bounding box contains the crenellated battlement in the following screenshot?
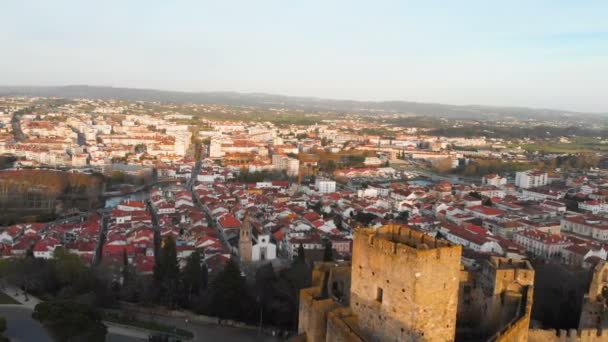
[491,257,533,270]
[529,328,608,341]
[356,224,460,262]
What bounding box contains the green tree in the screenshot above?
[207,260,251,321]
[110,170,126,183]
[153,236,180,307]
[319,160,337,173]
[296,244,306,264]
[468,191,482,200]
[53,247,96,297]
[32,301,107,342]
[310,201,322,213]
[120,250,139,302]
[323,240,333,262]
[182,250,204,302]
[134,143,147,154]
[333,215,344,231]
[354,212,377,226]
[397,211,410,222]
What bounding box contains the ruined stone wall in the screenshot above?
[585,263,608,303]
[483,260,534,336]
[457,257,535,340]
[328,264,352,304]
[490,285,533,342]
[580,262,608,330]
[298,286,341,342]
[458,269,485,327]
[350,225,462,341]
[326,307,365,342]
[297,262,352,342]
[486,259,535,295]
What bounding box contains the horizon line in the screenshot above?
[0,83,605,115]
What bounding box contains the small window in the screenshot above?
[376,287,383,303]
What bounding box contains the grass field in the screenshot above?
[0,291,20,305]
[104,312,194,338]
[513,137,608,153]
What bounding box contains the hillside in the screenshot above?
[0,85,605,123]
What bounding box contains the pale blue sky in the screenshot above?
[1,0,607,112]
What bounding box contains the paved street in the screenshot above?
[2,285,42,309]
[0,305,53,342]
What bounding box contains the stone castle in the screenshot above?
[294,224,608,342]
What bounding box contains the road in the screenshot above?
[94,211,110,265]
[1,287,159,342]
[129,310,282,342]
[10,107,29,142]
[187,160,202,191]
[0,305,149,342]
[0,305,53,342]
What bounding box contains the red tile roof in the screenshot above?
[218,214,241,229]
[467,205,505,216]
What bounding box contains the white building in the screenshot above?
[515,170,548,189]
[579,200,608,214]
[482,174,507,187]
[315,178,336,194]
[209,139,225,158]
[561,215,608,241]
[272,154,299,177]
[252,235,277,261]
[363,157,383,167]
[513,229,571,258]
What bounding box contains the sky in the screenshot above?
[1,0,607,112]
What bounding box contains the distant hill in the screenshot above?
[0,85,604,123]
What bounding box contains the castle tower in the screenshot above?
[350,225,462,341]
[239,212,253,263]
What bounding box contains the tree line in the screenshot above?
[0,235,313,338]
[434,153,601,176]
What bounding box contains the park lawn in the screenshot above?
[104,313,194,339]
[0,291,20,305]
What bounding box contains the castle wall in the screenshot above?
[579,263,608,330]
[350,225,462,341]
[298,286,341,342]
[529,329,608,342]
[490,285,533,342]
[297,262,352,342]
[326,307,365,342]
[458,258,535,341]
[483,260,534,336]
